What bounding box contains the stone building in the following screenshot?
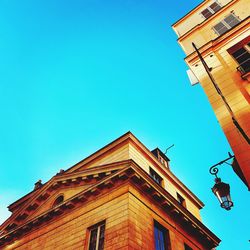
[0,132,220,249]
[172,0,250,189]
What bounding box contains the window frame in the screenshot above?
[87,221,106,250]
[176,193,186,208]
[52,194,64,208]
[149,167,163,186]
[232,45,250,74]
[212,13,241,36]
[200,1,221,19]
[153,220,171,250]
[227,36,250,75]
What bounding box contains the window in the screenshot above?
[176,193,186,207]
[231,44,250,74]
[88,221,105,250]
[154,221,171,250]
[210,2,222,12]
[227,36,250,75]
[149,167,163,186]
[201,2,221,19]
[213,14,240,35]
[184,243,193,250]
[52,195,64,207]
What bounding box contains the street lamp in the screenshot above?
[212,177,233,210]
[209,153,234,211]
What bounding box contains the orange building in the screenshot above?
[172,0,250,189]
[0,132,219,249]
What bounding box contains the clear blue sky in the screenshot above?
[0,0,249,249]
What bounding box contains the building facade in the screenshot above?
[172,0,250,189]
[0,132,220,250]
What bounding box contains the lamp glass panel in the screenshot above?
[215,191,223,203]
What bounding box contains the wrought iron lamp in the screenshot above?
[211,177,233,210]
[209,153,234,211]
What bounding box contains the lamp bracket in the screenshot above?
[209,152,234,178]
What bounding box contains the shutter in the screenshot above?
[210,2,221,12]
[201,2,221,19]
[201,8,213,19]
[213,22,228,35]
[224,14,240,28]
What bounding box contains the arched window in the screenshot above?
[52,195,64,207]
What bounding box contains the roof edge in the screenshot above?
[172,0,236,28]
[172,0,208,27]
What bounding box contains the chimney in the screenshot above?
[34,180,43,190]
[151,148,170,169]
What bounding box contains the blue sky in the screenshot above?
[0,0,249,249]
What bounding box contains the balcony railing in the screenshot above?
[236,59,250,75]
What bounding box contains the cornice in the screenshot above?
[176,0,237,42]
[127,136,204,209]
[129,161,220,247]
[8,188,40,213]
[0,160,220,248]
[7,160,131,213]
[3,131,205,239]
[172,0,209,27]
[56,131,204,208]
[184,16,250,65]
[0,161,130,234]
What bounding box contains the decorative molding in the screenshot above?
[0,160,220,248]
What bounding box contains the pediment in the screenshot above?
[65,132,132,173]
[0,161,129,233]
[27,184,92,221]
[70,142,130,172]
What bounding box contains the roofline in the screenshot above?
[0,161,132,232]
[8,131,133,210]
[127,134,205,208]
[175,0,238,42]
[172,0,208,27]
[172,0,236,28]
[8,188,40,212]
[66,131,204,207]
[8,131,204,216]
[65,131,132,173]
